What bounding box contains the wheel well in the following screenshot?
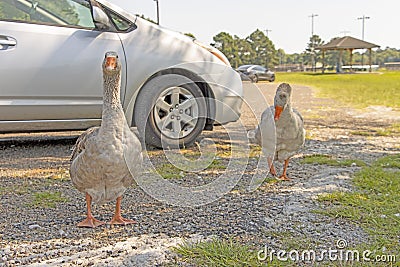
[132,68,215,130]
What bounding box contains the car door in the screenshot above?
[253,66,266,80]
[0,0,125,130]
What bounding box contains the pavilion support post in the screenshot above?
[349,49,353,72]
[322,50,325,73]
[368,48,372,72]
[338,50,343,73]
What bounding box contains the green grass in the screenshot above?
[317,154,400,255]
[376,122,400,136]
[351,123,400,137]
[32,191,68,208]
[174,238,263,267]
[174,155,399,266]
[174,237,312,266]
[0,180,32,196]
[300,154,367,167]
[10,185,30,195]
[373,154,400,168]
[276,72,400,109]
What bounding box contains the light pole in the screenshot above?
[358,15,370,68]
[309,14,318,72]
[309,14,318,36]
[358,15,370,40]
[264,29,271,67]
[154,0,159,25]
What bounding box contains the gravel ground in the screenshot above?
[0,83,399,266]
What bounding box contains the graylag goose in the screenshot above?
[252,83,305,180]
[70,52,143,228]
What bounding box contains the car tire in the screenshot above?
[270,76,275,82]
[134,74,207,148]
[252,75,259,83]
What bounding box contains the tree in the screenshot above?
[277,48,286,65]
[235,36,252,67]
[211,29,279,68]
[374,47,400,66]
[305,34,324,69]
[246,29,277,68]
[212,32,240,67]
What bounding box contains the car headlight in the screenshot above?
[193,40,231,66]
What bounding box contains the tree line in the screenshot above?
[209,29,400,69]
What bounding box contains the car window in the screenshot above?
[253,66,266,72]
[106,8,134,32]
[0,0,95,29]
[237,65,251,71]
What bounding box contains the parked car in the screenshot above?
[0,0,243,148]
[236,65,275,83]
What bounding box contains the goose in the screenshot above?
[251,83,305,180]
[70,51,143,227]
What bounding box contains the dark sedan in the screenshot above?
[237,65,275,83]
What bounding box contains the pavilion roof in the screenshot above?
[316,36,379,50]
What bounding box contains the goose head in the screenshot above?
[102,51,121,74]
[274,83,292,121]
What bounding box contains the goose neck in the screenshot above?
[102,72,122,110]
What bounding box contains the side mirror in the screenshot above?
[92,6,111,30]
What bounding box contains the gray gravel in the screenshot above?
[1,84,399,266]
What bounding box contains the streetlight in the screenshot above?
[309,14,318,72]
[154,0,159,25]
[357,15,370,40]
[357,15,370,68]
[309,13,318,36]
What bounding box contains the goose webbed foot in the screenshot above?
[109,196,136,226]
[267,157,277,177]
[77,192,105,228]
[276,174,292,181]
[77,216,105,228]
[109,215,136,225]
[276,158,291,181]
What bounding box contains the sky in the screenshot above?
[109,0,399,54]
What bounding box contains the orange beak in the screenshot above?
[274,106,283,121]
[105,56,117,70]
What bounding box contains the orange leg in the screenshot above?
[267,157,277,177]
[109,196,136,225]
[77,193,105,228]
[277,159,291,181]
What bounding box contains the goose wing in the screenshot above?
[70,127,100,162]
[253,106,276,156]
[293,108,304,124]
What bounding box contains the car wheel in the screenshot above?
[252,75,259,83]
[134,74,207,148]
[270,76,275,82]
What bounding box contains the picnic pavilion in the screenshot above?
[315,36,379,73]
